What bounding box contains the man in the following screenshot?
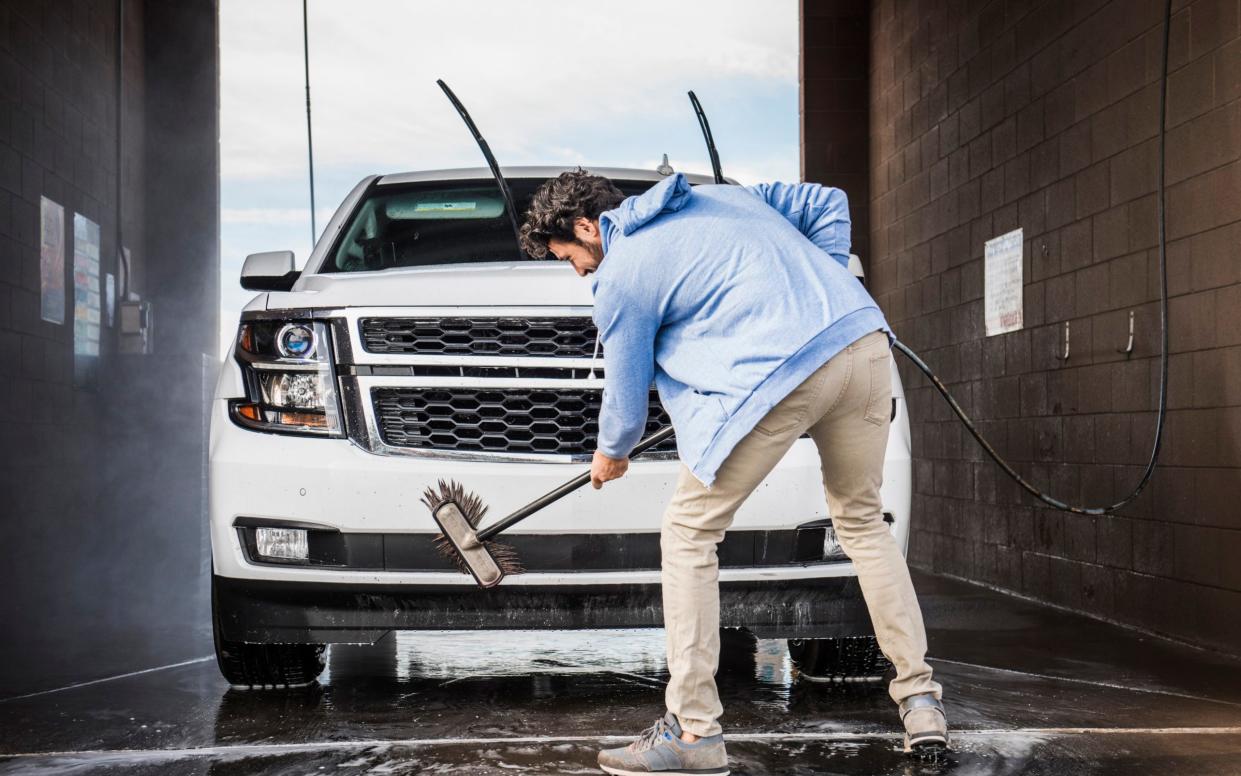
[519,169,947,776]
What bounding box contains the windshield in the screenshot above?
[323,177,655,273]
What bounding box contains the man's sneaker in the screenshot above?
[900,693,948,756]
[597,711,729,775]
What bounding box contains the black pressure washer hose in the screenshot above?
[889,0,1172,516]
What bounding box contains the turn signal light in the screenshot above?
[230,401,333,433]
[276,411,328,427]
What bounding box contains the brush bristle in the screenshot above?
[421,479,524,576]
[421,479,488,527]
[432,535,524,576]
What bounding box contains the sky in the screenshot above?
[219,0,801,352]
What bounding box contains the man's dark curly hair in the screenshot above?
[519,169,626,258]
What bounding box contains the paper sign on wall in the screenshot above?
[73,213,102,357]
[39,197,65,324]
[984,228,1023,336]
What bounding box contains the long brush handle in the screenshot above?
[476,425,676,541]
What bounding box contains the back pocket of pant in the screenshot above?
[863,350,892,426]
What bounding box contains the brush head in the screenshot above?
[421,479,522,588]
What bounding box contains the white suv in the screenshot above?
[209,166,912,688]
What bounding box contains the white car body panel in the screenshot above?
[210,394,910,586]
[268,263,594,311]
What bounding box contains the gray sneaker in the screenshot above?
[900,693,949,756]
[598,712,729,775]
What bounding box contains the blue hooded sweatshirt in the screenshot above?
[592,173,890,487]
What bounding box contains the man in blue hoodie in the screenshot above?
[520,170,947,775]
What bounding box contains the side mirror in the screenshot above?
[241,251,299,291]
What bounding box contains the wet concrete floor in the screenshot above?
[1,571,1239,774]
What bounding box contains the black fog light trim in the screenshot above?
[793,519,850,563]
[233,527,854,572]
[234,518,384,569]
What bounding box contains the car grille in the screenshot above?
[372,387,675,457]
[360,317,600,357]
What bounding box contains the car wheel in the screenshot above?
[787,635,891,683]
[211,576,325,689]
[717,628,758,675]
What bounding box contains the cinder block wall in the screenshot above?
[0,0,219,696]
[802,0,873,259]
[829,0,1240,653]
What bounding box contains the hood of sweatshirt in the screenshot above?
[598,172,693,253]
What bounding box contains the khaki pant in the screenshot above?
[661,330,941,737]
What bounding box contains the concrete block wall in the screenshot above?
[802,0,873,259]
[0,0,135,655]
[0,0,219,697]
[812,0,1241,653]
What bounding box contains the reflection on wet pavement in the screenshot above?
[8,733,1241,775]
[1,572,1240,774]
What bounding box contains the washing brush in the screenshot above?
[421,425,676,588]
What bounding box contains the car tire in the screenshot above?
[787,635,892,683]
[212,576,326,689]
[717,627,758,675]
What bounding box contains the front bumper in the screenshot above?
[214,575,874,644]
[210,399,912,587]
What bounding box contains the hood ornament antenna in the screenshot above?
[436,79,525,258]
[687,91,726,184]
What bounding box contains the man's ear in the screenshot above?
[573,217,600,242]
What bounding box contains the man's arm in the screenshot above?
[592,282,658,477]
[747,181,852,268]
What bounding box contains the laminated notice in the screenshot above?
[984,228,1023,336]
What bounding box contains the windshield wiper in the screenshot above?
[688,90,726,184]
[436,79,525,258]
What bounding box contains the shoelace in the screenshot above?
[631,717,670,752]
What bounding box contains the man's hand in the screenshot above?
[591,450,630,489]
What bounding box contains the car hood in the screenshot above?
[264,262,595,310]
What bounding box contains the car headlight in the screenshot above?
[276,323,316,358]
[229,319,343,436]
